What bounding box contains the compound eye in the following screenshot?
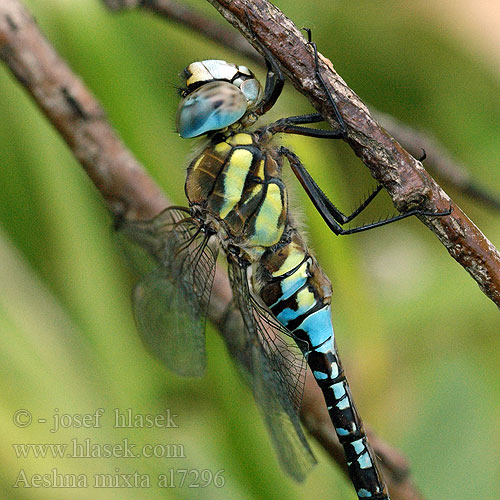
[176,81,248,138]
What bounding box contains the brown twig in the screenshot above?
[0,0,166,221]
[0,1,423,499]
[377,111,500,211]
[103,0,500,213]
[100,2,500,309]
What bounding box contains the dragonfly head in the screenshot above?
[176,60,262,138]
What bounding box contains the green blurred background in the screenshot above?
[1,1,499,499]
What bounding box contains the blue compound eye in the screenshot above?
[176,81,248,138]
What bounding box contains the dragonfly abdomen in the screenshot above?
[257,228,389,500]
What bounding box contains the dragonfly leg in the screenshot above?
[281,146,452,236]
[264,113,344,139]
[303,27,348,138]
[244,12,284,117]
[252,27,347,138]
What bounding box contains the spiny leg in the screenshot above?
[265,113,344,139]
[252,27,347,139]
[280,147,382,231]
[303,27,348,138]
[244,12,284,117]
[280,147,452,235]
[247,23,353,130]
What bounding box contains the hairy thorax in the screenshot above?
[185,131,288,258]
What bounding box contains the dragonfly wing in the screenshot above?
[132,267,207,376]
[118,207,218,377]
[226,254,316,481]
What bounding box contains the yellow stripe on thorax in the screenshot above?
[244,184,263,205]
[191,155,204,171]
[218,148,253,219]
[213,141,231,155]
[251,183,284,246]
[255,159,265,180]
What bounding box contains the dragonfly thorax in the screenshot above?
[176,60,262,138]
[185,131,287,257]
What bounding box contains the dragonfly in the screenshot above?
[118,24,450,500]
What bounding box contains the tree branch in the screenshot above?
[376,111,500,212]
[0,0,168,221]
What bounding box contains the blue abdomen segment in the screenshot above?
[258,230,389,500]
[295,306,334,353]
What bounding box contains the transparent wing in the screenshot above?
[226,254,316,481]
[118,207,218,377]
